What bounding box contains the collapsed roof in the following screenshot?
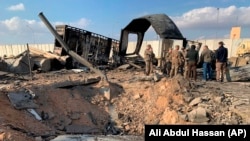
[123,13,184,39]
[119,13,184,56]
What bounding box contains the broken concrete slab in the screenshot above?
[228,65,250,81]
[33,57,51,72]
[188,107,209,123]
[189,97,202,106]
[4,53,34,74]
[51,134,144,141]
[52,77,101,88]
[7,91,38,110]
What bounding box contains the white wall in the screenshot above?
[127,38,250,59]
[127,39,183,59]
[0,44,54,57]
[196,38,250,57]
[126,40,160,58]
[1,38,250,58]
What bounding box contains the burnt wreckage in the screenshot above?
[53,14,185,69]
[53,25,119,69]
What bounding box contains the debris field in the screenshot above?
[0,65,250,141]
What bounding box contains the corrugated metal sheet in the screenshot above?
[0,44,54,57]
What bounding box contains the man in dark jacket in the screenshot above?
[199,45,213,81]
[186,45,199,81]
[215,41,228,82]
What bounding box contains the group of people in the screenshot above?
[144,41,228,82]
[165,44,199,80]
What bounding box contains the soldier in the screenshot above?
[144,44,154,76]
[186,45,199,81]
[164,48,172,76]
[170,45,183,77]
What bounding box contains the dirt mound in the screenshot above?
[111,73,243,135]
[110,74,190,135]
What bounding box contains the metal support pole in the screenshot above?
[38,12,107,82]
[26,43,33,80]
[215,8,219,39]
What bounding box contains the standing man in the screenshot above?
[215,41,228,82]
[164,48,172,76]
[186,45,199,81]
[199,45,213,81]
[170,45,183,77]
[144,44,154,76]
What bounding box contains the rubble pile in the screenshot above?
[0,68,249,140]
[109,73,245,135]
[0,47,69,75]
[0,71,111,141]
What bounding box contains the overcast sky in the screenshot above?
[0,0,249,44]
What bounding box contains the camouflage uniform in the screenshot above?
[144,45,154,75]
[170,46,183,77]
[164,49,172,76]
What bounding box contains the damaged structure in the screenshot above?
[53,25,119,69]
[53,14,187,69]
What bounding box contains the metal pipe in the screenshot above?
[26,43,33,80]
[38,12,107,81]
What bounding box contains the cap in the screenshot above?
[218,41,224,45]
